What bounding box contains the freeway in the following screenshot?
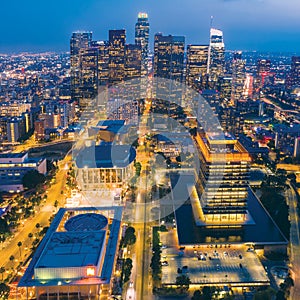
[0,154,71,282]
[286,183,300,299]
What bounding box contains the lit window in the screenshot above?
[86,267,95,276]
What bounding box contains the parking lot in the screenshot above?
[160,229,270,285]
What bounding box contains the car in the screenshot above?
[161,261,169,266]
[247,247,254,252]
[161,245,167,249]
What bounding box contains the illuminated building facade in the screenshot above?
[19,207,123,300]
[186,45,209,92]
[231,51,246,106]
[125,44,142,79]
[289,56,300,89]
[256,59,271,90]
[194,131,251,226]
[0,152,47,193]
[91,40,109,86]
[78,47,99,107]
[108,29,126,85]
[154,33,185,81]
[154,34,185,103]
[75,144,136,191]
[135,12,149,75]
[207,28,225,88]
[70,31,93,103]
[218,75,232,104]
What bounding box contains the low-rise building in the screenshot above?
[0,152,47,193]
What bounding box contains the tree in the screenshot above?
[191,290,202,300]
[122,258,133,283]
[122,227,136,247]
[28,232,33,240]
[17,241,22,257]
[0,219,9,235]
[254,287,276,300]
[175,274,191,292]
[54,200,59,209]
[0,283,10,299]
[202,286,216,300]
[9,255,14,263]
[22,170,45,189]
[0,267,5,281]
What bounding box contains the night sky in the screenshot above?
[1,0,300,53]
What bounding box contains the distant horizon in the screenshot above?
[1,49,300,56]
[1,0,300,54]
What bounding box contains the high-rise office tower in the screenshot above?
[91,40,109,86]
[288,56,300,89]
[125,44,142,80]
[124,44,142,111]
[108,29,126,85]
[207,28,225,88]
[231,51,246,106]
[218,75,232,104]
[194,131,251,226]
[78,47,99,108]
[256,59,271,90]
[154,33,185,81]
[70,31,92,103]
[186,45,209,92]
[154,34,185,104]
[135,12,150,75]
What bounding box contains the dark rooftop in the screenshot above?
[75,144,136,168]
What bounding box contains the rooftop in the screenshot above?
[18,207,123,287]
[75,144,136,168]
[35,231,106,269]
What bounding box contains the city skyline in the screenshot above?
[1,0,300,53]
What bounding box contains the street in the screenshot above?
[286,183,300,299]
[0,154,71,282]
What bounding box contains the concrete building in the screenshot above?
[0,152,47,193]
[75,143,136,191]
[19,207,123,300]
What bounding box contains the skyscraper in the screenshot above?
[195,131,251,226]
[154,34,185,103]
[108,30,126,85]
[70,31,92,103]
[154,33,185,82]
[256,59,271,90]
[125,44,142,80]
[207,28,225,88]
[135,12,149,75]
[288,56,300,89]
[186,45,209,92]
[231,51,246,106]
[91,40,109,86]
[78,47,99,108]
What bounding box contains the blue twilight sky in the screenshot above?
[0,0,300,53]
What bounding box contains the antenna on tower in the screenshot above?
[210,16,214,29]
